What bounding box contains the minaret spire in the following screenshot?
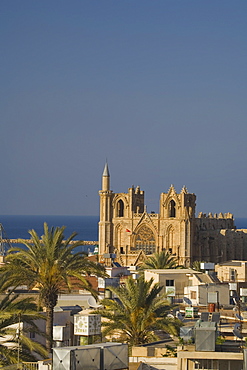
[103,162,110,177]
[102,162,110,191]
[99,162,112,256]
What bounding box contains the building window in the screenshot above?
[132,226,156,255]
[167,226,175,254]
[229,269,236,281]
[117,200,124,217]
[190,291,196,300]
[169,200,176,218]
[166,280,174,287]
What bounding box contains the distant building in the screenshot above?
[99,163,247,266]
[184,271,229,307]
[177,346,244,370]
[144,268,228,306]
[215,260,247,283]
[144,268,198,301]
[215,260,247,304]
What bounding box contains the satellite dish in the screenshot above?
[183,297,192,305]
[176,312,184,321]
[87,296,102,308]
[233,297,240,305]
[234,323,241,330]
[233,329,243,339]
[235,313,243,321]
[167,314,174,319]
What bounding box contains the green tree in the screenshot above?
[1,222,106,353]
[94,275,182,346]
[191,260,203,271]
[139,250,182,270]
[0,287,48,365]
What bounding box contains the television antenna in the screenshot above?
[0,224,12,256]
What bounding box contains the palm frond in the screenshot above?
[1,222,106,353]
[93,275,182,345]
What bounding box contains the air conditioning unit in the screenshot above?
[195,322,217,351]
[53,343,129,370]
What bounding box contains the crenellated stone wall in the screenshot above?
[99,164,247,266]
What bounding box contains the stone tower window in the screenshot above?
[133,225,156,255]
[117,199,124,217]
[167,226,175,254]
[169,200,176,217]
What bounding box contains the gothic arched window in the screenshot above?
[169,200,176,218]
[132,225,156,255]
[117,200,124,217]
[167,226,175,254]
[115,224,123,251]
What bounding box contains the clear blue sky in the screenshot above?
[1,1,247,217]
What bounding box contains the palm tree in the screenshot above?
[1,222,106,353]
[0,287,48,365]
[191,260,203,271]
[139,250,182,270]
[93,275,182,346]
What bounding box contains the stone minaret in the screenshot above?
[98,163,113,255]
[102,162,110,192]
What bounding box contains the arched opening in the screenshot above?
[167,226,175,255]
[115,224,123,251]
[169,200,176,217]
[132,225,156,255]
[117,199,124,217]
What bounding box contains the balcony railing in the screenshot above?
[1,362,51,370]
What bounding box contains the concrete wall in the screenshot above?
[185,284,229,306]
[144,269,199,299]
[177,347,243,370]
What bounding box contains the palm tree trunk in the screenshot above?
[46,305,54,353]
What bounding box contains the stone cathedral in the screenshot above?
[98,163,247,266]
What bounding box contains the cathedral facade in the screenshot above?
[98,163,247,266]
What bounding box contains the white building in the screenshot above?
[144,268,229,307]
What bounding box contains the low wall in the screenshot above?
[129,357,177,366]
[131,346,177,358]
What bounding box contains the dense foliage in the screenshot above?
[139,250,182,270]
[94,275,182,345]
[0,285,47,365]
[1,222,106,352]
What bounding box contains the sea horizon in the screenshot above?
[1,215,247,241]
[0,215,99,241]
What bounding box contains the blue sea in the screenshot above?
[0,215,247,251]
[235,218,247,229]
[0,215,99,253]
